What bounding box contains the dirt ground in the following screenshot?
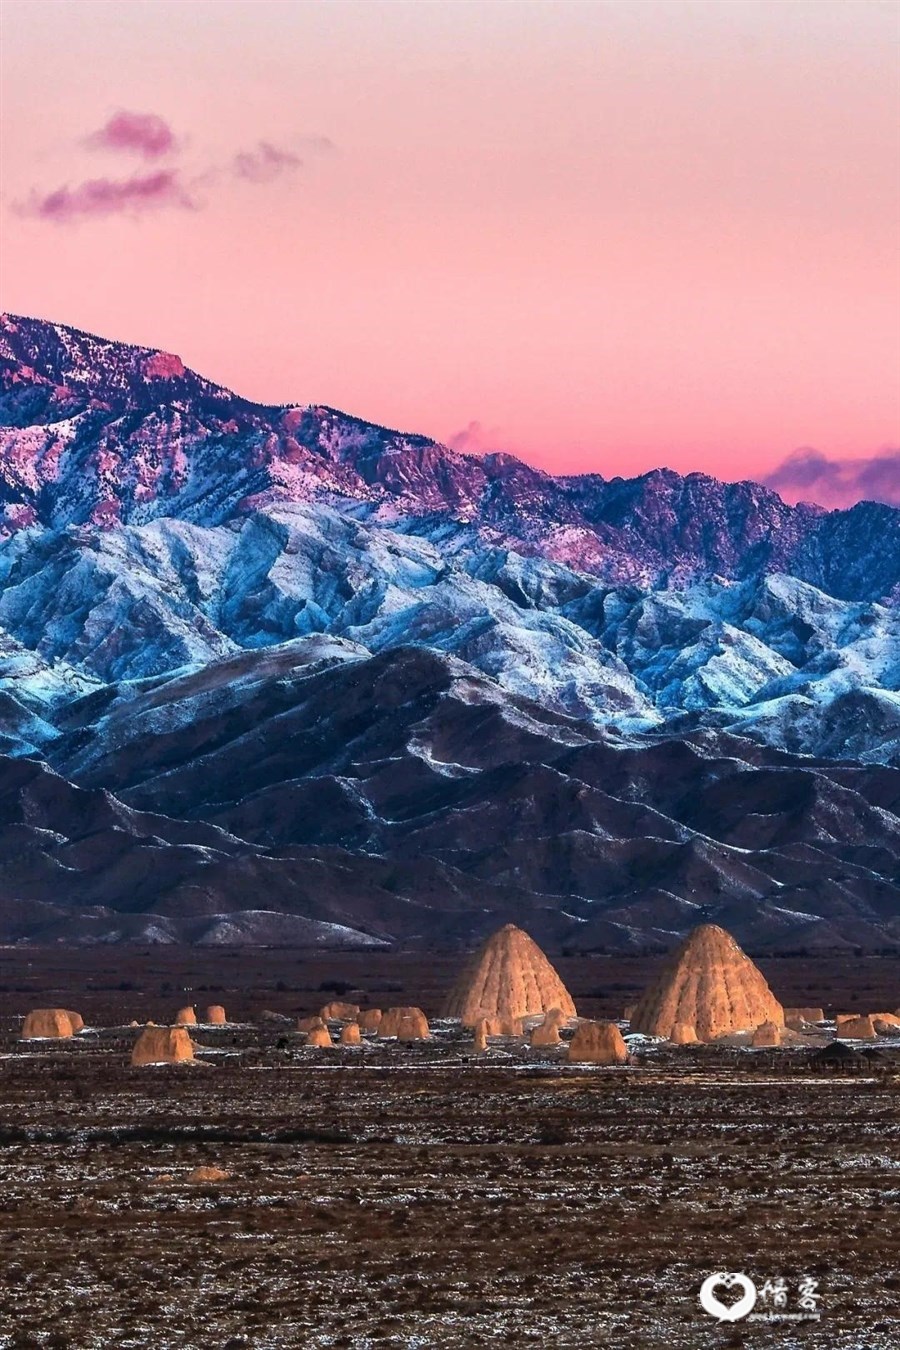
[0,949,898,1349]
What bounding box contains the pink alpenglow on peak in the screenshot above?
[142,351,186,381]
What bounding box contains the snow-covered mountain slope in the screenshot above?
[0,314,898,949]
[32,644,900,952]
[0,505,894,758]
[2,313,898,597]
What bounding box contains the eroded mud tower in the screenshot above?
[21,1009,77,1040]
[567,1021,629,1064]
[380,1006,429,1038]
[442,923,576,1026]
[131,1026,195,1066]
[629,923,784,1042]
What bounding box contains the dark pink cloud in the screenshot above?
[232,141,302,183]
[763,448,900,509]
[86,110,177,159]
[21,170,193,223]
[447,420,504,454]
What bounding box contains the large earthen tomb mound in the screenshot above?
[442,923,576,1026]
[629,923,784,1042]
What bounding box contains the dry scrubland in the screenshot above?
[0,949,899,1349]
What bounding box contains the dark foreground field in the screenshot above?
[1,950,899,1349]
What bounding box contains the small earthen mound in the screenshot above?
[187,1166,230,1184]
[131,1026,195,1066]
[530,1017,561,1047]
[442,923,576,1026]
[305,1025,333,1047]
[485,1015,523,1038]
[380,1006,429,1038]
[873,1014,900,1035]
[785,1006,825,1024]
[397,1010,431,1041]
[297,1016,327,1033]
[473,1018,489,1052]
[340,1023,361,1045]
[175,1006,197,1026]
[837,1015,876,1040]
[567,1020,628,1065]
[751,1021,781,1047]
[629,924,784,1042]
[358,1008,382,1032]
[320,1001,360,1022]
[205,1005,227,1025]
[670,1021,698,1045]
[21,1009,75,1040]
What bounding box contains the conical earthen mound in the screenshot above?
[442,924,576,1026]
[629,924,784,1042]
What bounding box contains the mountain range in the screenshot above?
[0,313,897,951]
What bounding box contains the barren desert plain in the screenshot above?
[0,945,898,1350]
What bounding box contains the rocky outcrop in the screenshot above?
[175,1007,197,1026]
[358,1009,383,1032]
[340,1023,361,1045]
[751,1021,781,1047]
[670,1021,698,1045]
[629,924,784,1042]
[442,924,576,1026]
[567,1021,628,1065]
[205,1005,227,1024]
[473,1018,489,1052]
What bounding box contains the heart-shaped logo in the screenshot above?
[699,1272,758,1321]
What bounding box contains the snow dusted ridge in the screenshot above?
[0,314,896,764]
[1,312,898,594]
[0,502,895,763]
[0,315,897,951]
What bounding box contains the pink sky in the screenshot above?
[1,0,898,496]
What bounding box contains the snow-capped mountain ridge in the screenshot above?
[3,313,897,601]
[0,316,898,949]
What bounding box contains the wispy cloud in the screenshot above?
[232,140,302,184]
[763,447,900,509]
[447,420,504,454]
[17,116,334,224]
[20,170,193,222]
[85,110,177,159]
